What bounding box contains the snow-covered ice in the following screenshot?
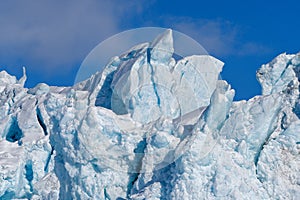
[0,30,299,199]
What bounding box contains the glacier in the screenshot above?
[0,29,299,199]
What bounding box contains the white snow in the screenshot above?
[0,30,299,199]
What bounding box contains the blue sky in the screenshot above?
[0,0,299,100]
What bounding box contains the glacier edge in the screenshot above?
[0,30,299,199]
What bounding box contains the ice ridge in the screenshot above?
[0,30,299,199]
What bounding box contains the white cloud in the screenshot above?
[0,0,152,78]
[0,1,271,85]
[145,17,271,57]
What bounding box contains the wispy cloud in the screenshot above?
[144,16,272,57]
[0,1,272,86]
[0,0,152,78]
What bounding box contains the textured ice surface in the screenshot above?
[0,30,299,199]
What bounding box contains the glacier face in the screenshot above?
[0,30,299,199]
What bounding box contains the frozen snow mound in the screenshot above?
[0,30,299,199]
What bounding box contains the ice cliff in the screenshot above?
[0,30,299,199]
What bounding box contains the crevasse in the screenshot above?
[0,30,299,199]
